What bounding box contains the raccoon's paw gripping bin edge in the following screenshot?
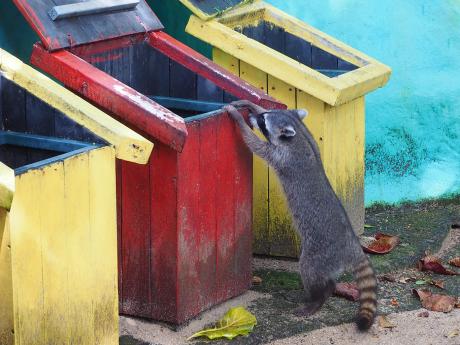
[0,48,153,345]
[179,0,392,257]
[13,0,285,325]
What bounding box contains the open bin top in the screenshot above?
[184,1,391,106]
[13,0,163,51]
[178,0,255,20]
[0,48,153,164]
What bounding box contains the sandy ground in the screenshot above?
[121,292,460,345]
[269,309,460,345]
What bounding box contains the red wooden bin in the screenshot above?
[14,0,285,324]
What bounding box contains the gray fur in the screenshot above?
[225,100,376,329]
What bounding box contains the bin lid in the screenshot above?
[13,0,164,51]
[179,0,258,20]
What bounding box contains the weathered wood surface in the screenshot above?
[199,2,391,257]
[0,163,14,211]
[179,0,248,19]
[186,1,391,106]
[49,0,140,21]
[13,0,163,51]
[0,49,153,164]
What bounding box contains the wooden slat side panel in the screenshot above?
[267,76,298,257]
[196,116,218,309]
[176,122,201,323]
[238,62,269,255]
[9,169,45,345]
[1,77,26,132]
[150,143,179,323]
[215,113,237,300]
[63,152,95,345]
[284,31,312,67]
[119,159,152,317]
[88,147,119,344]
[169,60,197,100]
[0,210,14,345]
[312,46,339,70]
[197,76,224,103]
[39,162,70,345]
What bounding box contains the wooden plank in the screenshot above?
[88,147,118,344]
[267,75,298,257]
[63,152,95,345]
[312,46,338,70]
[284,31,312,67]
[120,159,152,317]
[169,60,197,100]
[148,32,284,110]
[215,113,236,300]
[13,0,163,51]
[1,78,26,132]
[150,97,224,113]
[0,209,14,345]
[212,48,239,76]
[39,162,69,345]
[9,169,45,345]
[263,21,285,53]
[25,92,55,136]
[1,47,153,164]
[197,76,224,103]
[150,143,179,323]
[186,13,392,106]
[179,0,246,19]
[176,121,201,322]
[49,0,140,21]
[31,44,182,155]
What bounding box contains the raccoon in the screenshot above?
[225,100,377,331]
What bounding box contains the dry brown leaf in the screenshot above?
[413,289,458,313]
[398,277,411,284]
[361,233,399,254]
[378,315,396,329]
[390,298,399,307]
[252,276,262,286]
[334,282,359,302]
[417,255,459,275]
[430,280,445,289]
[449,257,460,268]
[379,274,396,283]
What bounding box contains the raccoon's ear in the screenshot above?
[281,125,296,137]
[296,109,308,120]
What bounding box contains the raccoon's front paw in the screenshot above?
[224,105,244,123]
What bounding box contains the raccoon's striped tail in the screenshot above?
[353,257,377,331]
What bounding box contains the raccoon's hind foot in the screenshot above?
[294,279,336,317]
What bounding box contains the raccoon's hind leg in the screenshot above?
[294,278,336,317]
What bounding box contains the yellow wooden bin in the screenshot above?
[0,49,153,345]
[178,0,392,257]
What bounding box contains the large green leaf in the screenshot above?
[188,307,257,341]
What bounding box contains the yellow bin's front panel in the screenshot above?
[0,147,118,345]
[183,0,391,258]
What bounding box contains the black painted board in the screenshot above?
[338,58,358,71]
[132,43,170,96]
[14,0,163,51]
[54,111,104,144]
[1,78,26,132]
[179,0,245,17]
[25,92,55,136]
[109,47,133,86]
[0,145,29,169]
[0,77,4,130]
[284,31,312,67]
[242,23,265,44]
[312,46,339,70]
[169,60,197,100]
[197,76,224,102]
[223,92,239,103]
[263,22,285,52]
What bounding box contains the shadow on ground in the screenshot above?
[121,197,460,345]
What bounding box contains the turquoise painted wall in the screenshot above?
[1,1,459,205]
[268,0,460,205]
